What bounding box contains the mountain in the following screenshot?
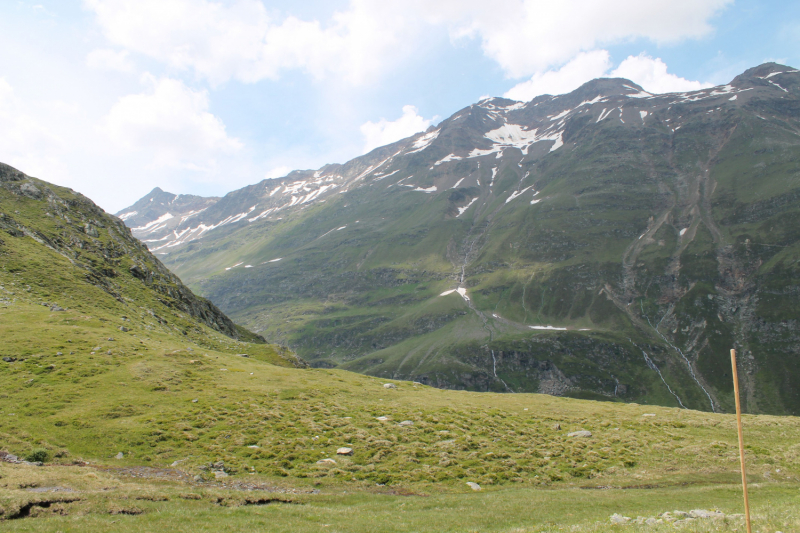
[119,63,800,415]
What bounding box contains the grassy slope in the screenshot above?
[1,173,799,532]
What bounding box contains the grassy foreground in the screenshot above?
[2,294,799,531]
[0,463,798,532]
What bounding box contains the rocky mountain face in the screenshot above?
[119,63,800,415]
[0,163,264,343]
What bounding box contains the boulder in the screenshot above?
[689,509,724,519]
[336,447,353,456]
[466,482,481,491]
[316,458,337,465]
[399,420,414,427]
[383,383,397,389]
[609,514,630,524]
[115,452,123,459]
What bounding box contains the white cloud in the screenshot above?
[611,54,711,93]
[504,50,612,101]
[437,0,732,78]
[504,51,711,101]
[360,105,432,154]
[83,0,412,86]
[0,78,67,182]
[264,165,291,180]
[83,0,732,85]
[86,48,135,72]
[104,75,242,169]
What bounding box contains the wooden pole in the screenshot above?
[730,348,752,533]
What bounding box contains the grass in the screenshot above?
[2,166,800,531]
[1,463,798,532]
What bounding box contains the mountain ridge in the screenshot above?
[118,62,800,415]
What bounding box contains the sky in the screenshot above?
[1,0,798,212]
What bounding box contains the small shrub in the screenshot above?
[25,448,49,463]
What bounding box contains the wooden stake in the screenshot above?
[731,348,752,533]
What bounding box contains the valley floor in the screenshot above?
[0,463,797,532]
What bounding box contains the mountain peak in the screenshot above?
[571,77,647,99]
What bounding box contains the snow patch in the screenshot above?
[505,186,533,204]
[373,169,400,181]
[406,129,440,154]
[457,197,478,217]
[413,186,437,193]
[133,213,173,232]
[225,262,244,271]
[434,153,463,166]
[118,211,137,221]
[530,325,567,331]
[485,123,539,147]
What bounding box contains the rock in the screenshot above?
[107,337,114,341]
[115,452,124,459]
[106,350,112,355]
[56,352,63,356]
[213,470,228,479]
[376,416,390,421]
[673,511,689,518]
[191,399,198,403]
[20,181,42,199]
[466,482,481,491]
[247,445,259,449]
[119,326,129,332]
[50,305,65,312]
[567,430,592,438]
[689,509,724,519]
[642,413,656,417]
[84,224,99,238]
[193,475,203,482]
[3,357,16,362]
[609,514,630,524]
[645,517,660,525]
[412,381,422,385]
[317,458,337,465]
[399,420,414,426]
[552,423,561,430]
[383,383,397,389]
[336,447,353,456]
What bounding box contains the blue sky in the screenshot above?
[1,0,798,211]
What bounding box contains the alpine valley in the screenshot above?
[119,63,800,416]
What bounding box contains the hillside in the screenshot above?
[2,163,800,532]
[118,63,800,416]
